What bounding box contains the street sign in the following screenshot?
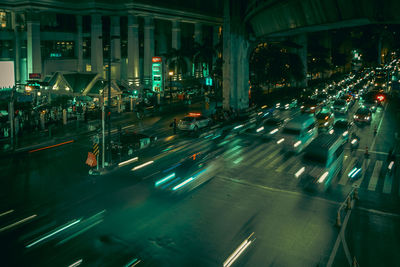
[29,73,41,79]
[92,134,100,144]
[205,77,213,86]
[152,56,163,93]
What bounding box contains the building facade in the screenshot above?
[0,0,222,89]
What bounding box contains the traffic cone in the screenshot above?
[336,210,341,227]
[364,146,369,157]
[346,197,352,210]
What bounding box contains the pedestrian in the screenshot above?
[170,118,177,134]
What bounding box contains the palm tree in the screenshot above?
[162,48,188,77]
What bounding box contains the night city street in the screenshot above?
[1,0,400,267]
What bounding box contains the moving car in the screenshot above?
[300,98,323,114]
[277,114,318,153]
[354,107,372,124]
[315,110,334,131]
[276,98,298,110]
[332,119,353,144]
[332,99,348,114]
[154,149,219,195]
[252,117,285,137]
[111,131,157,156]
[178,113,212,132]
[297,133,344,191]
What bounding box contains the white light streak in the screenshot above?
[277,138,285,144]
[269,128,278,134]
[26,219,81,248]
[388,161,394,170]
[131,161,154,171]
[295,167,305,178]
[318,171,329,183]
[294,141,301,148]
[0,214,37,233]
[0,209,14,217]
[68,259,83,267]
[256,126,264,133]
[223,232,255,267]
[118,157,138,167]
[172,177,194,191]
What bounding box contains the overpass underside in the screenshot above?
[246,0,400,38]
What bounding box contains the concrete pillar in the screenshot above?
[194,23,203,45]
[157,21,168,55]
[212,25,220,65]
[75,15,83,72]
[127,15,140,84]
[172,20,181,50]
[293,34,308,88]
[144,16,155,84]
[91,14,103,76]
[26,11,42,77]
[222,0,250,110]
[111,16,121,81]
[12,12,21,84]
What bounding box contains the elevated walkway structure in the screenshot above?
[245,0,400,38]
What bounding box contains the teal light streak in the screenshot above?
[155,173,176,187]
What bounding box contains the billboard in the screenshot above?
[152,57,163,93]
[0,61,15,89]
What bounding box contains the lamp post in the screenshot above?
[169,71,174,101]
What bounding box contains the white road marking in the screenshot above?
[382,174,392,194]
[261,150,284,168]
[370,103,387,152]
[367,160,383,191]
[276,156,297,173]
[241,144,275,167]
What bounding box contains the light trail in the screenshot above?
[0,214,37,233]
[223,232,255,267]
[26,219,81,248]
[29,140,74,153]
[295,167,305,178]
[118,157,139,167]
[0,209,14,217]
[68,259,83,267]
[131,161,154,171]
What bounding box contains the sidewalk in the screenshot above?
[0,100,204,156]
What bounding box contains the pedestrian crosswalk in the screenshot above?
[165,136,399,197]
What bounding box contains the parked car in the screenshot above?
[178,113,212,132]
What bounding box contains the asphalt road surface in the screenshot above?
[0,95,399,266]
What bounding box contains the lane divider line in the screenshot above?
[0,214,37,233]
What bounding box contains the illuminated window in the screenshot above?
[86,64,91,72]
[0,11,8,28]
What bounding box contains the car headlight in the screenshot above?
[310,106,315,110]
[343,131,348,136]
[354,115,358,119]
[294,141,302,148]
[366,116,370,120]
[300,105,304,109]
[341,107,345,110]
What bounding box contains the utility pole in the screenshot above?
[9,85,15,148]
[102,86,105,168]
[107,31,112,166]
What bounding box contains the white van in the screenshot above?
[277,114,317,153]
[298,133,344,190]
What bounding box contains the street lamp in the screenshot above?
[169,71,174,101]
